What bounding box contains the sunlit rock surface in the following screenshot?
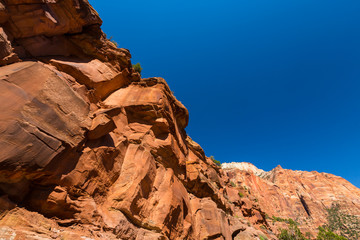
[224,163,360,237]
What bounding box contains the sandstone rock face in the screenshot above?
[224,162,360,237]
[0,1,264,239]
[0,27,19,65]
[0,61,90,196]
[50,58,131,100]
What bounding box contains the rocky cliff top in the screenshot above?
[222,162,267,177]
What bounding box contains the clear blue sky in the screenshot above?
[90,0,360,187]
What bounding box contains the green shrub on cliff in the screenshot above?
[209,156,221,166]
[133,63,143,75]
[272,216,298,225]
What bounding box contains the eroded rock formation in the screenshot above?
[224,162,360,237]
[0,1,265,239]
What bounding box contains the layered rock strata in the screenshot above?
[224,163,360,237]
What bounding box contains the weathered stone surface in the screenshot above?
[0,207,121,239]
[104,146,192,239]
[190,197,233,239]
[224,162,360,236]
[0,61,89,172]
[0,0,134,77]
[0,27,19,65]
[50,59,130,100]
[3,0,101,39]
[0,61,92,208]
[16,35,77,57]
[88,114,116,140]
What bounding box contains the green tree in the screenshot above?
[133,63,143,75]
[278,221,308,240]
[316,226,347,240]
[323,203,360,240]
[209,156,221,166]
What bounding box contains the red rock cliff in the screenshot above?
[223,162,360,237]
[0,1,265,239]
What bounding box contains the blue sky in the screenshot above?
[89,0,360,187]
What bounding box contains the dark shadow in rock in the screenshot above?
[21,184,79,220]
[85,133,115,148]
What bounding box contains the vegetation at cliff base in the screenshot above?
[316,227,347,240]
[133,63,143,75]
[259,235,268,240]
[323,203,360,240]
[276,221,345,240]
[278,221,307,240]
[275,203,360,240]
[272,216,298,225]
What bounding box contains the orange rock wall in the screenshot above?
[224,165,360,237]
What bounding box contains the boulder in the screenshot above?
[51,59,130,100]
[88,114,116,140]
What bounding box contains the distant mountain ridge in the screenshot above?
[223,162,360,237]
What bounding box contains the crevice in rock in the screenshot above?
[182,199,188,220]
[29,131,59,152]
[299,195,311,217]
